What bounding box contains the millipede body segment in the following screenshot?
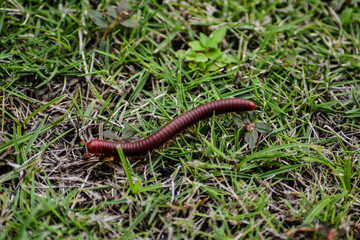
[85,98,256,157]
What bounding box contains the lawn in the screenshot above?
[1,0,360,239]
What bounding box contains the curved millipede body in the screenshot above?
[85,98,256,157]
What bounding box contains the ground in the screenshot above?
[0,1,360,239]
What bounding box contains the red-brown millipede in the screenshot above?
[83,98,256,157]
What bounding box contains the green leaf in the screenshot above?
[199,33,210,48]
[105,6,118,18]
[194,53,208,62]
[256,122,270,133]
[119,0,129,11]
[203,138,227,159]
[103,131,120,141]
[122,126,137,139]
[189,40,206,51]
[257,27,276,53]
[89,10,108,28]
[23,117,47,157]
[245,130,258,148]
[131,181,141,195]
[36,66,59,88]
[314,100,341,113]
[258,164,303,178]
[117,146,134,191]
[341,8,353,26]
[128,69,150,102]
[207,63,221,72]
[0,3,6,35]
[233,116,245,128]
[303,157,337,172]
[222,54,237,63]
[206,48,221,59]
[304,197,332,224]
[185,49,196,61]
[185,55,195,61]
[199,62,206,70]
[209,26,227,44]
[189,63,197,69]
[343,156,352,191]
[120,18,139,28]
[248,112,256,122]
[175,49,187,59]
[215,61,226,68]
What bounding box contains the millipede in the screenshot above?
[83,98,257,157]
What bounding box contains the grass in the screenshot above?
[1,0,360,239]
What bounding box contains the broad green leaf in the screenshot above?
[208,42,217,48]
[199,33,210,48]
[198,62,206,70]
[215,61,226,68]
[89,10,108,28]
[209,26,227,44]
[103,130,121,141]
[175,49,187,59]
[223,54,237,63]
[119,0,129,11]
[188,63,197,69]
[341,8,353,26]
[105,6,118,18]
[256,122,270,133]
[233,116,245,128]
[122,126,137,139]
[207,63,221,71]
[248,112,256,122]
[194,53,208,62]
[120,18,139,28]
[185,55,196,61]
[185,49,196,61]
[189,40,206,51]
[206,48,221,59]
[245,130,258,149]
